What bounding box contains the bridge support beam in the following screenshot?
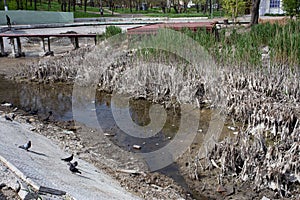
[0,37,8,57]
[16,37,25,57]
[70,37,79,49]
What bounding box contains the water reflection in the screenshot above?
[0,76,181,153]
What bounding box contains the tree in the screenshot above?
[250,0,260,25]
[283,0,300,18]
[222,0,246,22]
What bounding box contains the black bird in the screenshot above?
[67,161,78,167]
[19,141,31,151]
[4,115,13,121]
[69,164,81,174]
[61,154,73,162]
[43,111,53,122]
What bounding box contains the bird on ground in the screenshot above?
[43,111,53,122]
[18,141,31,151]
[61,154,73,162]
[69,164,81,174]
[67,161,78,167]
[4,115,13,121]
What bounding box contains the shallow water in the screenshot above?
[0,75,214,199]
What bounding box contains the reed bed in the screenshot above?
[14,22,300,197]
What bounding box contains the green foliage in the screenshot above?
[185,20,299,67]
[105,26,122,38]
[222,0,246,20]
[282,0,300,18]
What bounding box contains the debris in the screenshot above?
[133,145,141,150]
[104,133,114,137]
[1,102,12,107]
[216,185,226,193]
[116,169,145,176]
[211,159,220,169]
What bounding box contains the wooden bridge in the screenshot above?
[127,22,217,35]
[0,33,97,57]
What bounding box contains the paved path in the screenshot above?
[0,116,140,200]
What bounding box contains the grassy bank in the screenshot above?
[183,20,299,67]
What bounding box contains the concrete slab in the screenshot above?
[0,116,140,200]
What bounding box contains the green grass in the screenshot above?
[0,1,225,18]
[0,1,111,18]
[184,20,300,67]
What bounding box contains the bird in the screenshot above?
[69,164,81,174]
[43,111,53,122]
[4,115,13,121]
[61,154,73,162]
[18,141,31,151]
[67,161,78,167]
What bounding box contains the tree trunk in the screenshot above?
[34,0,37,10]
[16,0,20,9]
[68,0,71,12]
[20,0,23,9]
[129,0,132,12]
[48,0,51,10]
[73,0,75,12]
[196,4,199,13]
[84,0,87,12]
[250,0,260,25]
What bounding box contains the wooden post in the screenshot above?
[16,37,24,57]
[9,38,16,57]
[74,37,79,49]
[0,37,5,56]
[40,37,46,52]
[94,36,97,45]
[47,37,51,52]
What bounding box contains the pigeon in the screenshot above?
[18,141,31,151]
[69,164,81,174]
[43,111,53,122]
[4,115,13,121]
[67,161,78,168]
[61,154,73,162]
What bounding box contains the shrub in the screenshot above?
[105,26,122,38]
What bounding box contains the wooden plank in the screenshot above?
[0,37,5,56]
[0,33,97,37]
[38,186,66,196]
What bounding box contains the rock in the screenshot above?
[27,118,35,123]
[261,196,270,200]
[216,185,226,193]
[225,185,234,196]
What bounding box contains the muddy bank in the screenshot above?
[0,105,189,200]
[4,33,300,199]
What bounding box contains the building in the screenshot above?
[259,0,285,15]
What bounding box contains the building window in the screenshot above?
[270,0,280,8]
